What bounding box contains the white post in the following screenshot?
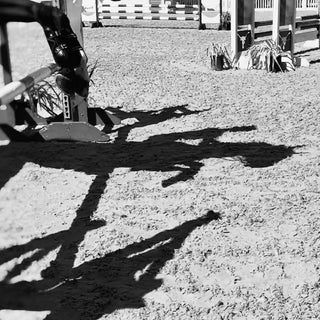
[291,1,297,54]
[302,0,307,9]
[231,0,238,57]
[272,0,280,44]
[250,0,255,48]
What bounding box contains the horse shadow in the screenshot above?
[0,104,205,189]
[0,104,297,319]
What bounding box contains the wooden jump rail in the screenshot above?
[0,63,59,106]
[101,15,199,21]
[102,9,199,15]
[102,4,199,8]
[254,16,320,30]
[102,4,199,9]
[295,15,320,29]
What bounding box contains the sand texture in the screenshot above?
[0,21,320,319]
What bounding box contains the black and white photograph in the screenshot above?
[0,0,319,319]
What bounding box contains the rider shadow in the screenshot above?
[0,106,297,319]
[6,123,294,189]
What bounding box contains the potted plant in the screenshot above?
[246,40,295,72]
[207,43,232,71]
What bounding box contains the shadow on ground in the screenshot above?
[0,210,220,319]
[0,104,296,189]
[0,104,296,319]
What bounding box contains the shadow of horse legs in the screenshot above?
[0,211,220,320]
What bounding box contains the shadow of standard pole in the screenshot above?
[198,0,206,30]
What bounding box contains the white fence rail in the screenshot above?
[255,0,319,9]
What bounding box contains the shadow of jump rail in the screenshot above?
[0,125,296,190]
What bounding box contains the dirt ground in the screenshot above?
[0,20,320,320]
